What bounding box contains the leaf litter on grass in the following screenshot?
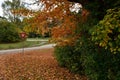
[0,48,87,80]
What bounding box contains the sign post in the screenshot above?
[20,32,27,54]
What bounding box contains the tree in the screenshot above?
[0,16,7,21]
[17,0,81,43]
[0,20,21,43]
[68,0,120,20]
[2,0,25,27]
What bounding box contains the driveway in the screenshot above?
[0,44,56,54]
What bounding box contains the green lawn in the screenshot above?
[27,38,50,41]
[0,39,49,50]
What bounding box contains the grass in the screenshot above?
[27,38,50,41]
[0,40,48,50]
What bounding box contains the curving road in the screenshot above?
[0,44,56,54]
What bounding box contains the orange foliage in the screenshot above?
[12,8,35,16]
[15,0,88,45]
[81,8,89,23]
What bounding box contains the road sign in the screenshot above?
[20,32,27,39]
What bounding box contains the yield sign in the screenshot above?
[20,32,27,38]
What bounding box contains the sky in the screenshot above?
[0,0,42,16]
[0,0,81,17]
[0,0,4,16]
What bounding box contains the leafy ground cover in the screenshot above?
[0,48,87,80]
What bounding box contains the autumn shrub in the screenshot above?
[54,13,98,75]
[55,34,120,80]
[0,21,21,43]
[74,8,120,80]
[90,8,120,53]
[54,45,83,74]
[55,7,120,80]
[75,35,120,80]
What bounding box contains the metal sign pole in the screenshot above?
[23,40,24,54]
[20,32,27,54]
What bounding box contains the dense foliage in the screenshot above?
[75,36,120,80]
[54,45,83,74]
[91,8,120,53]
[0,20,21,43]
[55,11,120,79]
[54,1,120,80]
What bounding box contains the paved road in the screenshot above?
[0,44,56,54]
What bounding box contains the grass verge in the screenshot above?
[0,41,48,50]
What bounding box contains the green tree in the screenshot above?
[91,8,120,53]
[0,20,21,43]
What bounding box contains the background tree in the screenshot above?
[18,0,80,41]
[2,0,25,28]
[0,16,7,21]
[0,20,22,43]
